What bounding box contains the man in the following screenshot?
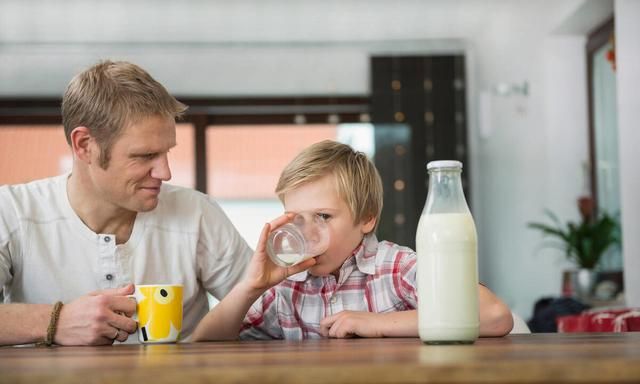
[0,61,252,345]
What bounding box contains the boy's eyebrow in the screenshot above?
[284,208,338,214]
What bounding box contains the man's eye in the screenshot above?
[140,153,156,160]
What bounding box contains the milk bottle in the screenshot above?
[416,160,479,344]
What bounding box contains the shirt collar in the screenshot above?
[286,233,379,282]
[354,233,378,275]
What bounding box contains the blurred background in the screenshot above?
[1,0,638,324]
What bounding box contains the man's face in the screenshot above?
[87,114,176,213]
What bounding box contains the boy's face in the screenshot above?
[283,174,376,277]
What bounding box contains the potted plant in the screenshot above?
[528,196,622,300]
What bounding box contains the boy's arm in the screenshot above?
[320,285,513,339]
[478,284,513,336]
[320,310,417,338]
[192,217,316,342]
[319,247,418,339]
[191,280,264,341]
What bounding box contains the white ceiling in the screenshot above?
[0,0,602,44]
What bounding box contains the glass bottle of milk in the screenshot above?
[416,160,479,344]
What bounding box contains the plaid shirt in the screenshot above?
[240,234,417,340]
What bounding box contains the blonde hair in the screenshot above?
[61,60,188,168]
[276,140,383,231]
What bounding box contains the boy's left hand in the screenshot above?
[319,311,383,338]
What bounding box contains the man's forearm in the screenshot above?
[0,303,53,345]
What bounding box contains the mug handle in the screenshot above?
[126,294,148,342]
[125,294,138,322]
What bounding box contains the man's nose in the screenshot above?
[150,153,172,181]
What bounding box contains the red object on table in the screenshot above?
[557,309,640,332]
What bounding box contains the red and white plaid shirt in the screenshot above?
[240,234,417,340]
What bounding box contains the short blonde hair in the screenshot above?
[276,140,383,231]
[61,60,188,168]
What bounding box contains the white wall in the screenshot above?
[615,0,640,308]
[0,0,634,318]
[467,1,600,318]
[0,0,478,96]
[473,34,591,318]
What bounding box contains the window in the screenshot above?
[0,124,195,188]
[166,124,195,189]
[587,18,622,270]
[0,125,70,185]
[206,124,376,248]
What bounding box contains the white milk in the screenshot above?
[416,212,479,343]
[276,253,304,266]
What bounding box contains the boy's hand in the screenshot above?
[319,311,383,338]
[243,214,316,294]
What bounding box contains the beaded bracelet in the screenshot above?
[42,301,63,347]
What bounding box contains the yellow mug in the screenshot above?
[131,284,183,343]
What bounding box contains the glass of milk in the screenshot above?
[267,213,330,267]
[416,160,479,344]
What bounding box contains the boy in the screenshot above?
[192,140,513,340]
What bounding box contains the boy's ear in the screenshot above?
[361,215,377,234]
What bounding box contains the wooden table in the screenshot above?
[1,333,639,383]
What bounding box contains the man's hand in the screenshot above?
[320,311,383,338]
[55,284,138,345]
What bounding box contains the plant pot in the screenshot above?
[562,269,597,302]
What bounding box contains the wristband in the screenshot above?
[39,301,63,347]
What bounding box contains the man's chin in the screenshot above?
[136,198,160,212]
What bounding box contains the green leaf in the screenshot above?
[527,208,622,269]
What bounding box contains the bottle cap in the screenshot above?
[427,160,463,170]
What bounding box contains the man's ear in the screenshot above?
[69,126,95,163]
[361,215,377,235]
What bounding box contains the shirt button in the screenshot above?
[104,236,111,243]
[330,296,337,304]
[106,274,113,280]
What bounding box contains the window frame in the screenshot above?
[586,17,614,213]
[0,96,369,193]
